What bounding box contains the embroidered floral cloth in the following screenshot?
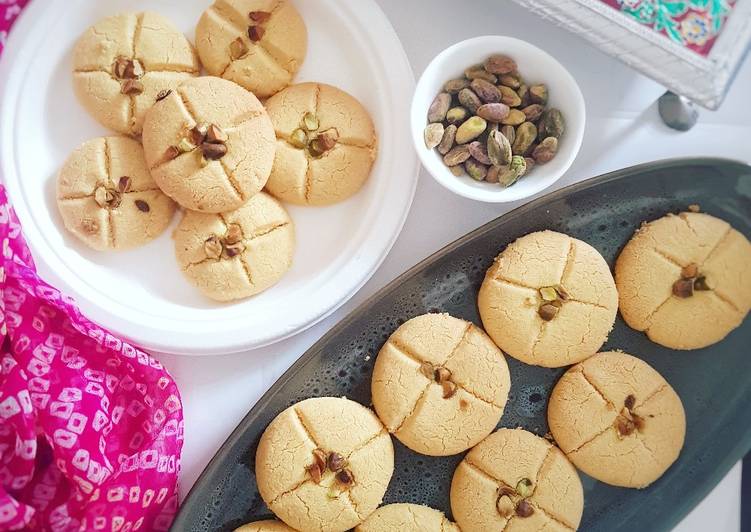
[0,5,184,529]
[599,0,737,55]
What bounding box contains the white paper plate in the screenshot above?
[0,0,418,356]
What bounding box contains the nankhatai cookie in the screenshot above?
[256,397,394,532]
[196,0,307,98]
[548,351,686,488]
[450,428,583,532]
[235,521,296,532]
[264,82,378,206]
[355,503,459,532]
[615,211,751,349]
[478,230,618,367]
[371,313,510,456]
[142,76,275,213]
[73,12,199,135]
[173,192,294,301]
[57,136,176,251]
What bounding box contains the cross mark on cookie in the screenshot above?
[73,13,199,135]
[465,445,576,531]
[209,0,294,80]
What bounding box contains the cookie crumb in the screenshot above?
[687,204,700,213]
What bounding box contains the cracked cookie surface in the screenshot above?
[615,211,751,350]
[57,136,176,251]
[264,82,377,206]
[547,351,686,489]
[371,313,510,456]
[73,11,200,136]
[478,230,618,368]
[450,428,583,532]
[355,503,459,532]
[142,76,275,213]
[196,0,307,98]
[256,397,394,532]
[173,191,293,301]
[234,520,296,531]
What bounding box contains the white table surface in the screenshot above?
[158,1,749,529]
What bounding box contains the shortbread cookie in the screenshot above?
[548,351,685,488]
[142,76,275,212]
[478,230,618,368]
[264,82,378,206]
[57,136,176,251]
[73,12,199,136]
[615,211,751,349]
[451,428,583,532]
[256,397,394,532]
[355,503,459,532]
[371,313,510,456]
[173,192,293,301]
[196,0,307,98]
[235,521,296,532]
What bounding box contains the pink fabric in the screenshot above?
[0,2,184,530]
[0,0,29,56]
[0,184,183,532]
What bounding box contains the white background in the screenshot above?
[159,0,748,530]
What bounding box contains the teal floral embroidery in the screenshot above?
[622,1,690,43]
[611,0,734,51]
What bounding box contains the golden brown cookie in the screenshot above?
[548,351,686,488]
[264,82,378,206]
[478,230,618,368]
[57,136,176,251]
[73,12,199,135]
[173,192,294,301]
[256,397,394,532]
[450,428,583,532]
[371,313,510,456]
[615,211,751,349]
[196,0,307,98]
[142,76,276,213]
[355,503,459,532]
[234,521,295,532]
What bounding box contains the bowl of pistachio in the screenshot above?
[412,35,585,203]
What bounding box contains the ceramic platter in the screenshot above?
[173,159,751,531]
[0,0,418,355]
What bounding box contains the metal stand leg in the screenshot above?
[658,91,699,131]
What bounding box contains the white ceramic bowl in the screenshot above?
[411,36,585,203]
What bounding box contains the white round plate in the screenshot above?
[0,0,418,356]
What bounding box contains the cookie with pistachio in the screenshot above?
[450,428,583,532]
[548,351,686,488]
[142,76,275,213]
[173,191,294,302]
[264,82,377,206]
[615,211,751,349]
[371,313,510,456]
[478,230,618,368]
[196,0,307,98]
[72,11,199,136]
[256,397,394,532]
[57,136,176,251]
